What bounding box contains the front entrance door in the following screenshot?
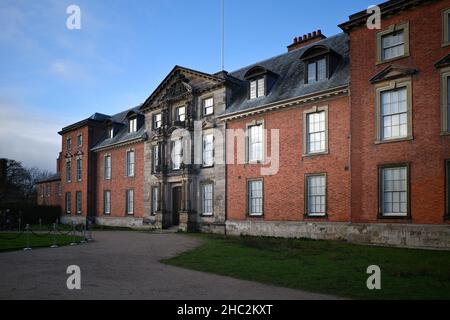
[172,186,182,226]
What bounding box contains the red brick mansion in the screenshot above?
[37,0,450,249]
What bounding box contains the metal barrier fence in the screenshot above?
[0,219,93,251]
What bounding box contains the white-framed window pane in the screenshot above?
[381,88,408,140]
[248,180,263,215]
[257,78,265,97]
[76,191,82,214]
[382,167,408,216]
[129,118,137,133]
[66,161,71,182]
[177,106,186,122]
[153,113,162,128]
[308,62,316,83]
[172,139,182,170]
[104,191,111,214]
[126,190,134,215]
[67,138,71,151]
[382,31,405,60]
[203,98,214,115]
[153,145,160,171]
[307,111,326,154]
[248,124,263,162]
[152,187,159,213]
[203,134,214,167]
[306,175,326,216]
[317,58,326,81]
[104,155,111,179]
[250,80,257,99]
[76,158,82,181]
[77,135,82,147]
[65,192,71,213]
[202,183,213,215]
[127,151,135,176]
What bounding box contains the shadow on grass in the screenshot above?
[162,233,450,300]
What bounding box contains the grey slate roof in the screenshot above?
[90,105,147,151]
[224,32,349,116]
[36,173,60,184]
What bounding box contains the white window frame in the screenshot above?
[305,174,327,217]
[152,187,159,214]
[126,189,134,215]
[126,150,135,177]
[172,139,182,170]
[65,192,71,214]
[128,118,137,133]
[66,137,72,151]
[76,158,82,182]
[307,57,327,83]
[104,190,111,215]
[375,78,412,143]
[108,127,114,139]
[75,191,82,215]
[202,134,214,167]
[153,144,160,172]
[376,22,410,64]
[65,160,71,183]
[247,122,264,163]
[153,113,162,129]
[250,77,265,99]
[176,106,186,122]
[104,154,112,180]
[380,165,409,217]
[201,183,214,216]
[248,179,263,216]
[203,97,214,116]
[77,134,82,148]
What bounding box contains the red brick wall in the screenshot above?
[348,0,450,224]
[37,180,61,206]
[94,142,144,218]
[226,96,351,222]
[60,126,91,217]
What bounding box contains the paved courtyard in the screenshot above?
[0,231,338,300]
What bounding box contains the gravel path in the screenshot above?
[0,231,339,300]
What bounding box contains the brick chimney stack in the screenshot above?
[287,29,326,52]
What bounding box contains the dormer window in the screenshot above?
[128,118,137,133]
[108,127,114,139]
[244,66,277,100]
[250,77,265,99]
[153,113,162,129]
[307,58,327,83]
[300,45,340,84]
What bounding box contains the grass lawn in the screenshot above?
[163,234,450,300]
[0,232,83,252]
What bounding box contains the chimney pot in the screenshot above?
[308,33,312,38]
[318,29,322,35]
[312,31,317,37]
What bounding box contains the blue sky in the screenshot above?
[0,0,375,171]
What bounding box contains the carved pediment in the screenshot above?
[160,74,193,103]
[370,65,417,84]
[435,54,450,69]
[64,152,72,158]
[74,150,83,156]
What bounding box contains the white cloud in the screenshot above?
[0,102,64,172]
